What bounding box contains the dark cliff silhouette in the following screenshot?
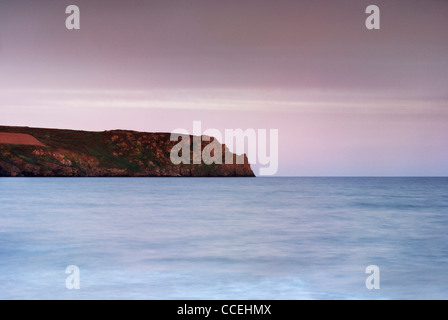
[0,126,255,177]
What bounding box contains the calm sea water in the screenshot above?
[0,177,447,300]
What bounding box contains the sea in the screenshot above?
[0,177,447,300]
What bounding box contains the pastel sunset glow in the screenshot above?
[1,0,447,176]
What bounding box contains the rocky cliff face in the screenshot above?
[0,126,255,177]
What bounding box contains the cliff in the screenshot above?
[0,126,255,177]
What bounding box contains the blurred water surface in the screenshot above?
[0,177,447,299]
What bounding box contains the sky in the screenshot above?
[0,0,447,176]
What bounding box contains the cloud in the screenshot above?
[1,88,446,116]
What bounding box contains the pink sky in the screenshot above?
[1,0,447,176]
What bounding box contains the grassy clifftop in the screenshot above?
[0,126,255,177]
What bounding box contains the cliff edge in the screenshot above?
[0,126,255,177]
